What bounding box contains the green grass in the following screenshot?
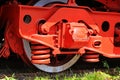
[3,74,16,80]
[81,71,120,80]
[2,70,120,80]
[102,61,110,70]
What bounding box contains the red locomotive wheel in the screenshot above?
[23,39,80,73]
[22,0,80,73]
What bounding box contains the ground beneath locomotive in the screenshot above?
[0,54,120,79]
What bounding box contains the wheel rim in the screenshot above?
[23,39,80,73]
[33,0,68,6]
[22,0,80,73]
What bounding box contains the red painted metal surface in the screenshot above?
[97,0,120,11]
[0,0,120,70]
[31,42,51,64]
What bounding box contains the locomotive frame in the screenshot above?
[0,0,120,73]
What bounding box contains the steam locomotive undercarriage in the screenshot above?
[0,0,120,73]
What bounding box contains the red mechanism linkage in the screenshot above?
[0,0,120,71]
